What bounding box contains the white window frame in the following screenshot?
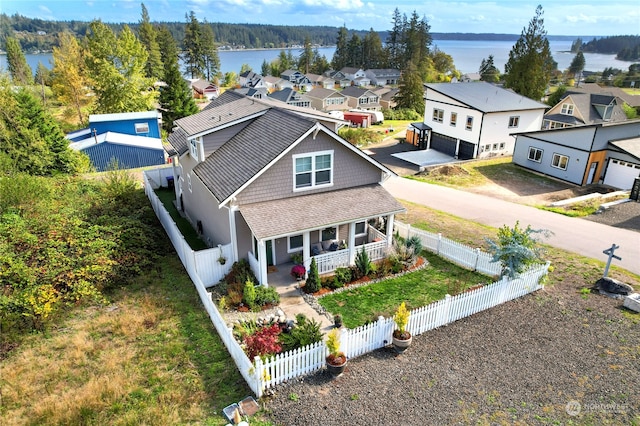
[450,112,457,127]
[528,147,543,163]
[508,116,520,128]
[551,153,569,170]
[492,143,498,150]
[354,221,366,236]
[187,172,192,192]
[134,122,149,134]
[432,108,444,123]
[190,138,200,162]
[288,234,303,253]
[293,150,334,191]
[499,142,505,150]
[465,116,473,131]
[321,226,337,241]
[561,103,574,115]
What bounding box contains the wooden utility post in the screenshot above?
[602,244,622,278]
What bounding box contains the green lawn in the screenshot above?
[319,252,491,328]
[154,187,208,250]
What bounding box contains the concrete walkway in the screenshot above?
[266,263,334,331]
[383,176,640,275]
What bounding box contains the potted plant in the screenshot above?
[392,302,412,353]
[290,264,306,281]
[218,255,227,265]
[325,328,347,377]
[333,314,343,328]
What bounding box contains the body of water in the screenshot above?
[1,39,632,78]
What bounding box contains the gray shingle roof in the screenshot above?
[341,86,370,98]
[425,82,547,113]
[307,87,340,99]
[609,137,640,161]
[166,126,189,155]
[175,93,270,137]
[192,108,316,203]
[556,92,628,124]
[239,184,406,239]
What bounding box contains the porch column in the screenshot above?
[171,158,181,209]
[455,139,461,159]
[303,231,310,278]
[228,206,238,263]
[426,130,432,150]
[348,222,356,265]
[258,239,268,286]
[386,214,395,247]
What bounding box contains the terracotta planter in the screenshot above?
[326,357,347,377]
[392,334,412,354]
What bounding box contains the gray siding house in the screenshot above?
[512,120,640,189]
[165,91,404,285]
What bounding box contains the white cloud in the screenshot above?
[302,0,365,11]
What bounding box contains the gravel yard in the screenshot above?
[264,286,639,425]
[584,200,640,232]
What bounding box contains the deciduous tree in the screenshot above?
[52,31,94,125]
[504,5,555,100]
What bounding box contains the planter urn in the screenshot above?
[326,355,347,377]
[392,333,412,354]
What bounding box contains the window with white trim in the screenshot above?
[190,138,199,161]
[293,151,333,190]
[321,227,337,241]
[187,172,192,192]
[499,142,505,150]
[355,221,366,236]
[432,109,444,123]
[450,112,457,126]
[492,143,498,150]
[551,153,569,170]
[135,122,149,134]
[528,147,543,162]
[288,234,303,252]
[560,103,574,115]
[508,116,520,128]
[465,116,473,131]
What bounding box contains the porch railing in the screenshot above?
[313,239,388,275]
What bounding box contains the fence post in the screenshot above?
[437,233,442,255]
[473,248,480,271]
[406,223,411,239]
[254,356,265,398]
[498,276,509,304]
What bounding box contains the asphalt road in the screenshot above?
[384,176,640,276]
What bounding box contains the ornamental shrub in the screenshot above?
[354,246,371,277]
[243,279,256,309]
[279,314,323,352]
[304,258,321,293]
[254,286,280,306]
[486,221,550,278]
[243,324,282,359]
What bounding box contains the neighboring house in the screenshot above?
[543,92,628,129]
[239,70,266,89]
[281,70,311,88]
[339,67,366,83]
[66,111,164,171]
[365,69,401,86]
[374,87,399,109]
[164,91,404,285]
[268,88,312,108]
[352,76,371,87]
[512,120,640,189]
[263,76,294,92]
[325,70,351,88]
[188,78,220,100]
[459,73,481,82]
[341,86,381,111]
[566,83,640,109]
[306,73,335,89]
[418,82,547,159]
[234,87,268,99]
[306,88,348,112]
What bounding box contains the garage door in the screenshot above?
[457,141,475,160]
[603,158,640,189]
[430,133,457,157]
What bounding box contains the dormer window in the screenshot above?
[190,137,202,162]
[561,103,574,115]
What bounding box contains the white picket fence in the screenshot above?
[143,171,233,286]
[144,171,550,398]
[254,262,549,395]
[394,221,502,277]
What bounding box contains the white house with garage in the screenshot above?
[420,82,547,160]
[512,120,640,189]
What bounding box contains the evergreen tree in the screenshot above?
[394,61,424,114]
[310,50,330,75]
[386,8,404,69]
[5,37,33,85]
[546,85,567,107]
[297,36,314,74]
[362,28,385,69]
[331,25,349,70]
[201,20,220,82]
[85,21,157,113]
[34,61,51,104]
[504,5,555,100]
[157,25,198,132]
[261,59,270,76]
[568,51,586,82]
[479,55,500,82]
[138,3,163,81]
[570,37,583,53]
[52,31,94,125]
[347,33,362,67]
[183,11,204,78]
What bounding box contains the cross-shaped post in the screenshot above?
[602,244,622,278]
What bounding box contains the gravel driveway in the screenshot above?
[264,286,639,425]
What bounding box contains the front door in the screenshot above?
[587,162,598,184]
[266,240,274,266]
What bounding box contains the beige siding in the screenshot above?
[235,210,253,260]
[236,132,382,205]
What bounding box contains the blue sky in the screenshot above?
[2,0,639,36]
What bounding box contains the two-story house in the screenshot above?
[305,73,335,89]
[268,88,312,108]
[419,82,547,159]
[341,86,381,111]
[543,92,627,129]
[164,91,404,285]
[365,69,401,86]
[306,88,348,112]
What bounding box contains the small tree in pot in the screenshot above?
[325,328,347,377]
[392,302,412,353]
